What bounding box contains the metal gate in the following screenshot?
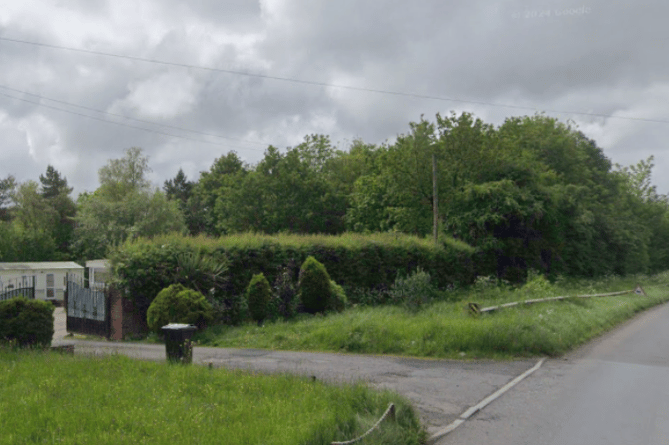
[0,275,36,301]
[66,274,110,338]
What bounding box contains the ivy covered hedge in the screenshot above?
[109,232,475,320]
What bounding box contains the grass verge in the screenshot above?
[0,350,425,445]
[195,278,669,359]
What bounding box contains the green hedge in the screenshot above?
[109,232,476,319]
[0,298,55,347]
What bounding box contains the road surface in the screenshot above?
[438,301,669,444]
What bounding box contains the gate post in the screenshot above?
[65,273,69,332]
[105,285,112,340]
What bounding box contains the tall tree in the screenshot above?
[192,151,248,235]
[8,181,59,261]
[218,139,347,235]
[98,146,151,199]
[39,165,73,199]
[38,165,76,256]
[0,174,16,221]
[73,148,185,259]
[164,169,192,203]
[164,169,204,235]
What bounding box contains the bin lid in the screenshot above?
[161,323,197,330]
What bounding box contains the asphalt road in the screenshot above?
[438,301,669,445]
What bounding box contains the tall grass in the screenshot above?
[0,351,425,445]
[196,272,669,358]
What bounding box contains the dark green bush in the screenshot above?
[246,273,271,323]
[298,256,332,314]
[0,298,54,347]
[146,284,213,334]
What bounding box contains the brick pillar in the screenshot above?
[121,294,148,338]
[109,288,124,341]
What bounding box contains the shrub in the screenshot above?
[390,267,438,312]
[328,281,347,312]
[0,298,54,347]
[146,284,213,334]
[517,270,556,297]
[211,293,248,326]
[298,256,332,314]
[273,263,299,319]
[246,274,272,323]
[471,275,511,300]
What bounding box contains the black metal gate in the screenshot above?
[0,276,36,301]
[66,274,110,338]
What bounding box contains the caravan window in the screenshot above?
[46,274,55,298]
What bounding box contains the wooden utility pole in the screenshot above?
[432,153,438,245]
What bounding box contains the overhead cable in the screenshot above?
[2,36,668,125]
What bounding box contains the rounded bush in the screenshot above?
[298,256,332,314]
[328,281,347,312]
[246,273,271,323]
[147,284,213,334]
[0,298,55,347]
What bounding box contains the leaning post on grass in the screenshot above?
[469,285,648,315]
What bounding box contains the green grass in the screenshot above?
[195,272,669,358]
[0,351,425,445]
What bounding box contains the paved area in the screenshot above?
[52,309,535,434]
[439,301,669,444]
[53,307,68,342]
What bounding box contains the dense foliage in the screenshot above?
[3,112,668,285]
[146,284,213,334]
[0,168,75,261]
[110,238,228,323]
[0,298,54,347]
[110,232,473,307]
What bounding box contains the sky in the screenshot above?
[1,0,668,196]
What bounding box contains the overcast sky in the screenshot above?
[1,0,667,196]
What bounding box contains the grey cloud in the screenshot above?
[1,0,668,196]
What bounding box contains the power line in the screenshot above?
[0,91,266,152]
[2,36,669,125]
[0,84,267,147]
